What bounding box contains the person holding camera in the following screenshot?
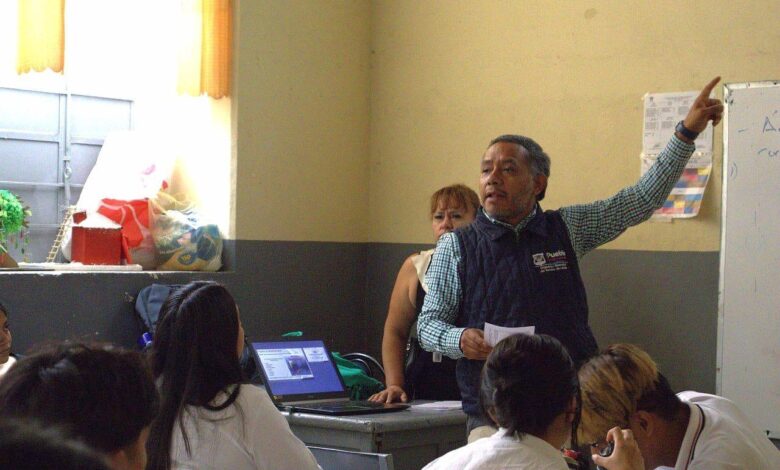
[578,344,779,470]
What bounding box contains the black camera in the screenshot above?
[595,440,614,470]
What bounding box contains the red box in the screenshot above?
[73,210,87,224]
[71,226,122,265]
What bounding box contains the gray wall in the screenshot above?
[1,241,718,393]
[580,250,719,393]
[364,244,719,394]
[0,240,368,356]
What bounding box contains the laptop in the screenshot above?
[248,338,409,416]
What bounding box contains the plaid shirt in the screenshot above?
[418,135,695,358]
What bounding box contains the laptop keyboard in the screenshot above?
[307,401,384,411]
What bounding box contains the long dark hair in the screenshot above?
[146,281,244,470]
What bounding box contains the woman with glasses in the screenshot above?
[579,344,778,470]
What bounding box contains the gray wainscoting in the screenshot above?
[0,240,368,356]
[0,240,718,394]
[363,244,719,394]
[579,250,719,394]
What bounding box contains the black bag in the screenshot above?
[134,283,257,381]
[135,283,180,337]
[403,337,423,399]
[403,326,460,401]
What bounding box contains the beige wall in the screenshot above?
[235,0,371,242]
[369,1,780,250]
[233,1,780,250]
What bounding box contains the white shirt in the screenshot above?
[0,356,16,380]
[412,248,434,292]
[422,428,569,470]
[171,384,321,470]
[673,391,780,470]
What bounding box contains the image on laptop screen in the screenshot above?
[252,340,345,397]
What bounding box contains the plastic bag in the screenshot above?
[332,352,385,400]
[96,198,155,266]
[61,131,177,268]
[150,191,222,271]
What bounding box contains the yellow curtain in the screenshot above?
[16,0,65,74]
[178,0,232,99]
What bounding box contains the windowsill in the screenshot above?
[0,240,237,274]
[0,269,236,275]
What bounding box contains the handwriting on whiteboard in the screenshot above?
[757,147,780,157]
[756,111,780,157]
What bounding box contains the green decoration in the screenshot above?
[0,190,32,258]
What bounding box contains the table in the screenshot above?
[283,403,467,470]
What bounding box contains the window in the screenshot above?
[0,87,134,262]
[0,1,233,267]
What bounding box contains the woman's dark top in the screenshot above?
[404,284,460,401]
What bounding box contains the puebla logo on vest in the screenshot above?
[532,250,569,273]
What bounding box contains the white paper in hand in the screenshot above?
[483,323,535,347]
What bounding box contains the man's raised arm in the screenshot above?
[561,77,724,258]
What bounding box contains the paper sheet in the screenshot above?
[643,91,713,155]
[642,90,714,220]
[410,401,462,411]
[483,323,534,347]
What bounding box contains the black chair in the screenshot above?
[341,352,385,382]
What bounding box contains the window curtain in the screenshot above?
[16,0,65,74]
[178,0,232,99]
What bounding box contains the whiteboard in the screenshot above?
[718,81,780,438]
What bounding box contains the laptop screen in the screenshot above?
[251,339,346,400]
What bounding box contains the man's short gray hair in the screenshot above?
[488,134,551,200]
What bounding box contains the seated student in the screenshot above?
[578,344,780,470]
[370,184,479,404]
[587,426,646,470]
[0,342,159,470]
[0,300,17,380]
[423,334,579,469]
[146,281,320,470]
[0,418,113,470]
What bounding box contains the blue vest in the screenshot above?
[454,206,597,415]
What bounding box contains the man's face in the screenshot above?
[479,142,546,225]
